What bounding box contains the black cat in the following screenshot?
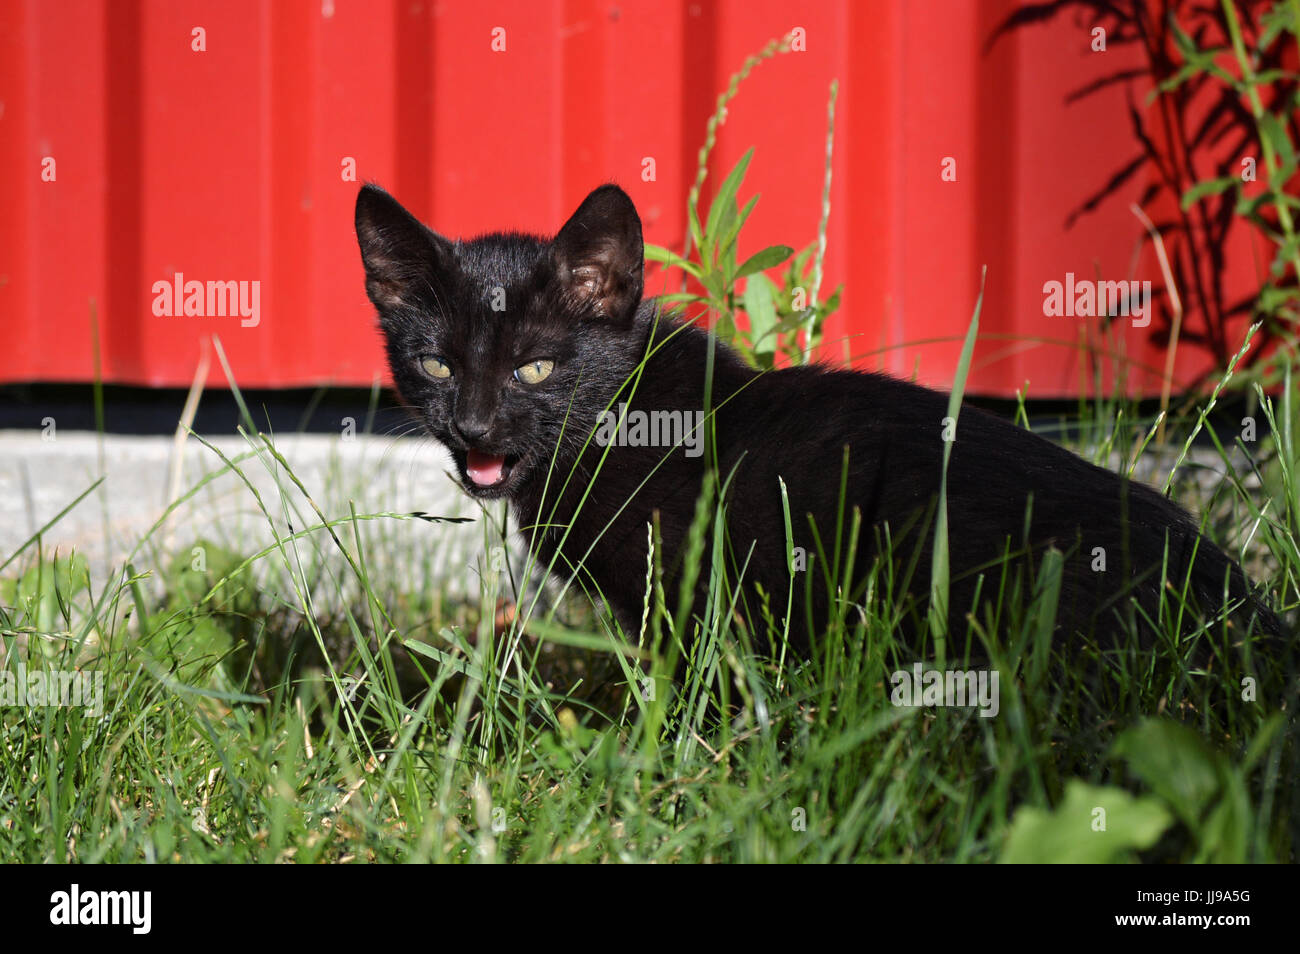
[355,182,1282,660]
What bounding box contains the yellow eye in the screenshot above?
[515,359,554,384]
[421,355,452,379]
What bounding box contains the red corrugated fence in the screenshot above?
[0,0,1274,395]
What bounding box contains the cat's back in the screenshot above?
[713,360,1195,555]
[726,362,1134,491]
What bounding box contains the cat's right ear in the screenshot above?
[354,184,453,312]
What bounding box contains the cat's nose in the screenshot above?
[453,416,491,444]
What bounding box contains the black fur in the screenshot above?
[356,182,1282,658]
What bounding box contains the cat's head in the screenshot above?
[355,183,647,499]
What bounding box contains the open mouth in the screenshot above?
[464,448,520,491]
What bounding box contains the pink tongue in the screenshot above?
[466,450,506,486]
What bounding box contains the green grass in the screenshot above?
[0,322,1296,864]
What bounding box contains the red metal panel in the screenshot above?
[0,0,1262,395]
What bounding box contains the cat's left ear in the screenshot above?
[553,184,644,320]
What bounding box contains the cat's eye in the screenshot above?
[420,355,452,379]
[515,359,555,385]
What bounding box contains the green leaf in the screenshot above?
[822,284,843,316]
[1241,714,1285,772]
[1259,4,1295,48]
[1256,283,1300,315]
[717,194,760,260]
[1180,176,1238,210]
[1155,62,1203,97]
[655,291,706,308]
[165,539,247,610]
[1235,190,1271,219]
[698,269,725,302]
[402,636,502,690]
[644,243,702,277]
[928,272,984,657]
[1111,719,1224,827]
[704,148,755,252]
[145,608,235,679]
[742,273,779,357]
[1195,773,1252,863]
[1167,15,1202,60]
[687,198,703,257]
[1259,112,1297,175]
[789,242,815,277]
[735,245,794,280]
[1244,68,1297,87]
[1000,781,1173,863]
[1271,245,1298,279]
[1166,18,1235,84]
